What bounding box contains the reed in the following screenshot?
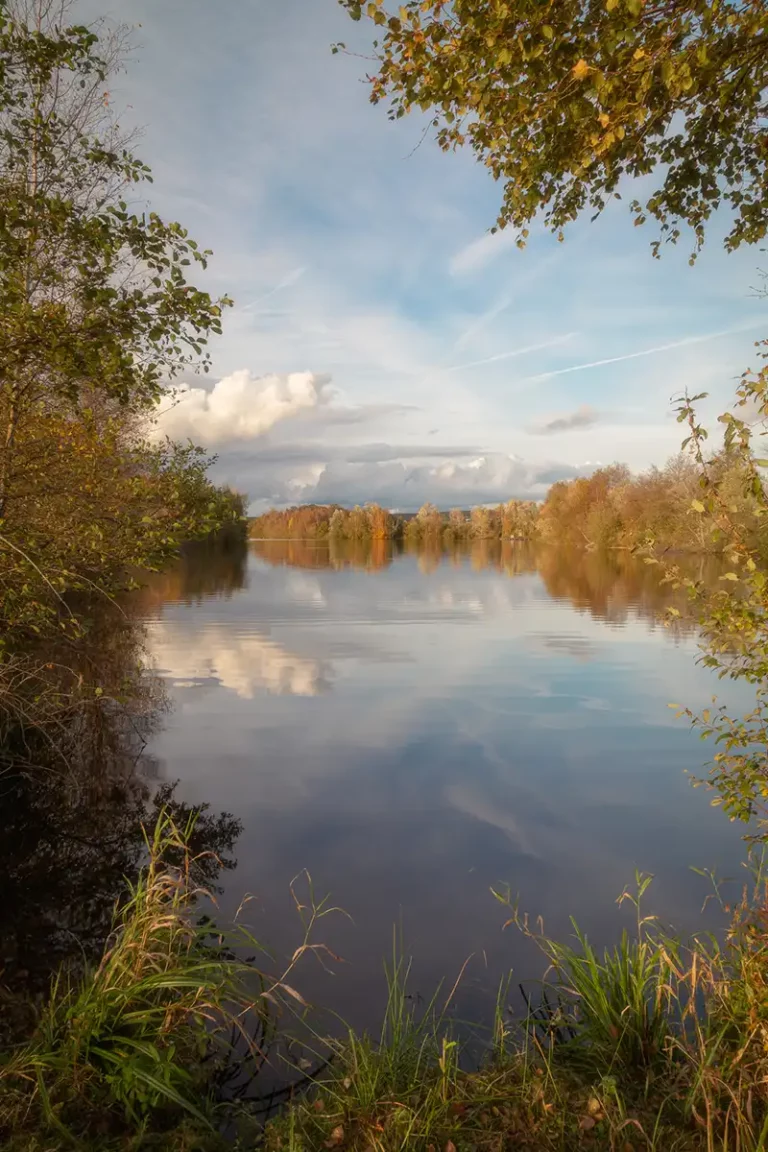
[0,811,271,1150]
[265,868,768,1151]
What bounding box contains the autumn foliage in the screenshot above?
[537,454,768,552]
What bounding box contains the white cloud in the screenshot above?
[152,370,331,445]
[449,228,518,276]
[283,451,591,510]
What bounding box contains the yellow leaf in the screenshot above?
[598,112,610,127]
[633,46,646,60]
[573,58,590,81]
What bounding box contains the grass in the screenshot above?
[4,819,768,1151]
[263,870,768,1152]
[0,811,305,1151]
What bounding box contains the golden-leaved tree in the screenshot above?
[0,0,237,646]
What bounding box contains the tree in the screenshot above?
[502,499,539,540]
[415,501,442,536]
[347,504,370,538]
[661,366,768,831]
[328,508,347,538]
[0,2,230,519]
[0,408,244,643]
[366,502,392,538]
[339,0,768,257]
[445,507,468,542]
[470,504,492,538]
[0,3,234,642]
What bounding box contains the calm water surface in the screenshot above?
[139,542,748,1033]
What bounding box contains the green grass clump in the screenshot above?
[0,812,269,1151]
[6,819,768,1151]
[264,872,768,1151]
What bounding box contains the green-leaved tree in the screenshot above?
[339,0,768,258]
[0,1,236,642]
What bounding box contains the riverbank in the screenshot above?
[264,873,768,1151]
[3,814,766,1151]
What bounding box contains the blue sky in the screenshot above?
[81,0,766,509]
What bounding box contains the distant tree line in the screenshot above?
[250,452,768,555]
[249,500,540,542]
[249,504,395,539]
[405,500,540,543]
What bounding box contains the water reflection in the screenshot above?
[0,600,242,1028]
[136,541,747,1037]
[246,538,705,630]
[149,620,333,698]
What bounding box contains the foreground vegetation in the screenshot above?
[0,814,277,1150]
[6,815,767,1151]
[265,867,768,1151]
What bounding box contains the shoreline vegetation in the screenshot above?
[2,0,768,1149]
[249,450,768,557]
[4,808,768,1151]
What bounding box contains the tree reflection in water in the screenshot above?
[248,538,706,633]
[0,546,249,1030]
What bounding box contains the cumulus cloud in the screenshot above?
[152,370,331,445]
[449,228,518,276]
[532,405,600,435]
[282,452,591,510]
[202,433,596,512]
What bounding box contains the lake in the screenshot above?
[138,540,747,1038]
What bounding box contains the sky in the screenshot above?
[79,0,767,510]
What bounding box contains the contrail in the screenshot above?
[238,266,307,312]
[525,320,765,383]
[447,332,577,372]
